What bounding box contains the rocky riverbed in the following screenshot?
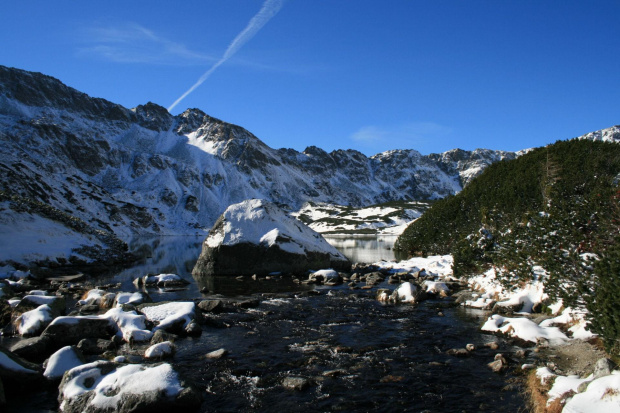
[0,253,615,412]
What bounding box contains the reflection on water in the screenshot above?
[102,234,407,298]
[96,236,205,300]
[193,273,312,296]
[323,234,408,264]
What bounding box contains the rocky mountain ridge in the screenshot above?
[0,65,614,239]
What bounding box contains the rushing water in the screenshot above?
[5,236,528,412]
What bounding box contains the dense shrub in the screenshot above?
[395,139,620,350]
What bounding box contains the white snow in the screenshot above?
[373,255,454,278]
[0,205,103,264]
[482,314,568,343]
[0,351,39,373]
[77,289,108,306]
[103,308,152,342]
[143,273,184,285]
[206,199,347,261]
[48,315,101,326]
[492,281,547,313]
[144,341,175,359]
[310,269,339,281]
[60,362,184,410]
[139,301,195,332]
[20,294,61,307]
[423,280,450,295]
[44,346,84,380]
[563,371,620,413]
[547,374,591,405]
[114,292,146,306]
[540,307,596,340]
[293,201,425,235]
[16,304,53,336]
[536,367,557,385]
[394,282,417,303]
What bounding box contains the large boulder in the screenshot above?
[0,346,42,387]
[58,361,201,412]
[41,316,118,348]
[192,199,351,276]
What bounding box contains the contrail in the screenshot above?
[168,0,285,112]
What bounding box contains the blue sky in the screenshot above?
[2,1,619,156]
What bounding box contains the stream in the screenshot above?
[4,236,527,412]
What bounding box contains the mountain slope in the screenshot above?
[0,65,517,238]
[395,139,620,306]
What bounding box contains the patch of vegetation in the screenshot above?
[395,139,620,353]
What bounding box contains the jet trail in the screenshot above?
[168,0,284,112]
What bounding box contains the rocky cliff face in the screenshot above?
[0,65,583,237]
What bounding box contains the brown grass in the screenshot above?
[602,387,620,399]
[525,370,558,413]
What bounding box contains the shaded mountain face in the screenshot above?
[0,65,527,237]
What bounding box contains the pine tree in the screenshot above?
[586,239,620,355]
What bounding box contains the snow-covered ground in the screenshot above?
[0,204,104,265]
[371,254,620,411]
[292,201,430,235]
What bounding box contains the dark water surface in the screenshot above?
[5,237,527,412]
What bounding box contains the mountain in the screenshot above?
[0,65,519,239]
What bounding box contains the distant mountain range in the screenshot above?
[0,65,617,239]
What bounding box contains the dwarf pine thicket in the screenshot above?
[395,139,620,354]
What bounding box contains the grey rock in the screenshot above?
[577,381,590,393]
[15,295,66,318]
[77,338,116,355]
[488,354,508,373]
[205,348,228,360]
[365,272,385,286]
[0,346,42,385]
[593,358,617,379]
[197,299,224,313]
[9,335,53,362]
[58,361,201,412]
[41,316,118,348]
[192,200,351,277]
[150,330,176,345]
[282,376,310,391]
[447,348,470,357]
[485,341,500,350]
[185,321,202,337]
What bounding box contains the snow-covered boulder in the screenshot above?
[103,308,153,343]
[377,282,424,304]
[0,346,42,386]
[144,341,175,359]
[481,314,568,344]
[192,199,351,277]
[41,316,118,348]
[391,282,421,303]
[15,294,66,318]
[58,361,201,413]
[15,304,53,336]
[308,269,342,285]
[43,346,85,380]
[137,301,196,335]
[114,291,150,307]
[77,289,115,308]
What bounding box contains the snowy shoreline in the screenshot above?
[1,244,618,411]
